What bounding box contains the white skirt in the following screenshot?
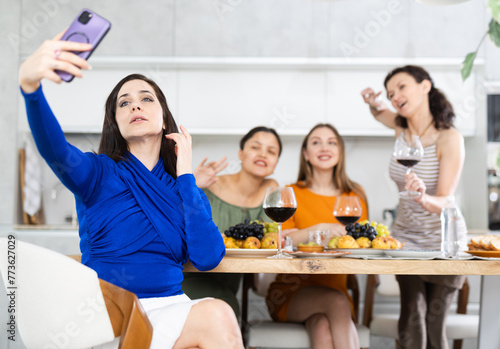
[140,294,209,349]
[94,294,209,349]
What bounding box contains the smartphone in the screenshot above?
[56,9,111,82]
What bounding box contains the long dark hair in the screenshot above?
[384,65,455,130]
[297,123,367,204]
[239,126,283,156]
[98,74,178,178]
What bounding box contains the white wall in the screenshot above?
[0,2,494,348]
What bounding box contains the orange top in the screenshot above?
[266,183,369,322]
[283,183,369,230]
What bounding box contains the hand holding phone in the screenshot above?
[56,9,111,82]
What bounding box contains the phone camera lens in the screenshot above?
[78,11,92,25]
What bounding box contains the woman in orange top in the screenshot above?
[266,123,368,349]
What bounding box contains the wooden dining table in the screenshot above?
[184,255,500,349]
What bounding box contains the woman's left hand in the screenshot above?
[405,171,427,203]
[165,125,192,176]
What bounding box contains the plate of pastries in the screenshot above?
[466,235,500,257]
[327,220,404,255]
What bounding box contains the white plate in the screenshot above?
[384,249,443,259]
[286,251,349,259]
[225,248,278,257]
[328,248,387,256]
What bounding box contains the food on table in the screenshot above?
[223,220,279,249]
[345,220,391,241]
[297,243,324,252]
[260,233,278,249]
[356,236,371,248]
[387,237,404,249]
[468,235,500,251]
[263,221,279,234]
[371,236,392,249]
[243,236,261,249]
[337,235,360,249]
[298,241,320,246]
[329,235,403,249]
[328,227,403,249]
[224,219,265,240]
[224,236,240,249]
[327,236,341,249]
[330,219,401,249]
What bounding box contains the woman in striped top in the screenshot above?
[361,65,466,349]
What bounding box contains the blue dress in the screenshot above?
[21,85,225,299]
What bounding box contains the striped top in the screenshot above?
[389,133,467,250]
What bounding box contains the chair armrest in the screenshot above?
[99,279,153,349]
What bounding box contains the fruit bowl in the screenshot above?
[297,245,324,253]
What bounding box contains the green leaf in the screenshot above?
[489,18,500,47]
[461,51,477,81]
[489,0,500,24]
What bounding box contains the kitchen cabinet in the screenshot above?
[177,69,325,133]
[17,57,479,136]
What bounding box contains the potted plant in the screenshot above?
[462,0,500,80]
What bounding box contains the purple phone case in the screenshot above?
[56,9,111,82]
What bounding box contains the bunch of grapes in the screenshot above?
[359,220,390,237]
[345,222,377,240]
[263,221,278,234]
[224,219,265,240]
[345,220,390,240]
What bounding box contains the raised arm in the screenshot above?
[360,87,398,130]
[165,126,225,269]
[19,31,99,200]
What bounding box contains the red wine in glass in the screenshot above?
[264,207,297,223]
[393,133,424,198]
[333,196,362,226]
[335,215,361,226]
[263,187,297,259]
[396,159,420,168]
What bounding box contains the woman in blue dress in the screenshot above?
[19,30,243,349]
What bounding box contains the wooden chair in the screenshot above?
[241,273,370,349]
[0,238,152,349]
[363,274,479,349]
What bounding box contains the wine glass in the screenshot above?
[263,187,297,259]
[393,133,424,198]
[333,196,362,225]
